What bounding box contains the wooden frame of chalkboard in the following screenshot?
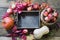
[14,10,40,29]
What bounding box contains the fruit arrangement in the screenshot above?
[41,7,58,25]
[1,0,59,40]
[2,2,49,30]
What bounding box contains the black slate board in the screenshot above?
[16,11,40,29]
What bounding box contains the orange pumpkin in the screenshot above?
[2,17,14,30]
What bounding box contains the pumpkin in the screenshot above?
[33,26,49,39]
[2,17,14,30]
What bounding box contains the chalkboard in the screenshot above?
[17,11,40,29]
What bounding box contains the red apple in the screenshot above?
[22,2,28,7]
[46,7,52,13]
[52,17,56,22]
[44,17,50,22]
[7,8,13,14]
[43,11,48,16]
[54,17,56,22]
[27,6,32,11]
[22,29,28,34]
[53,12,58,17]
[2,17,14,30]
[48,13,53,19]
[33,3,39,9]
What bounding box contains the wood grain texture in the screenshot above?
[47,0,60,8]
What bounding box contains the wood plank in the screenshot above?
[47,0,60,8]
[0,37,12,40]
